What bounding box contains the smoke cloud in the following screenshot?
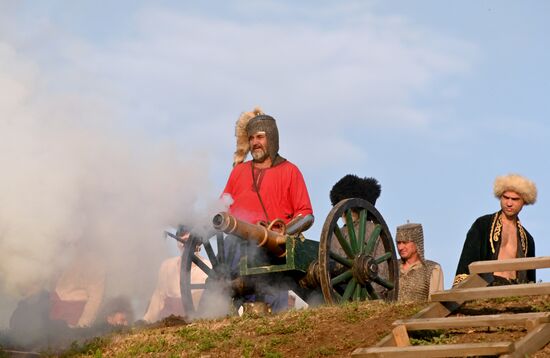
[0,35,216,329]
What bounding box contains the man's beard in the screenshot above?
[252,147,269,162]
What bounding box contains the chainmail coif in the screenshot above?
[396,223,424,260]
[246,114,279,163]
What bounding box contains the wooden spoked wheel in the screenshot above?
[319,198,399,303]
[180,231,242,319]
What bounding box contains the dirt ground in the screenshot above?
[448,295,550,358]
[2,295,550,357]
[64,300,422,357]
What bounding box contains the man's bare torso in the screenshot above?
[494,218,518,279]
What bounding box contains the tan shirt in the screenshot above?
[143,254,208,323]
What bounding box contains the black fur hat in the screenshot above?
[330,175,381,206]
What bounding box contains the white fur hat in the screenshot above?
[493,173,537,205]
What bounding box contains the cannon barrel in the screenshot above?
[212,212,287,257]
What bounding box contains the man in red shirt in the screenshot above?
[223,108,313,225]
[221,107,314,311]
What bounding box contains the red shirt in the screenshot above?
[222,160,313,225]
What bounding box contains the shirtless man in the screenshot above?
[454,174,537,286]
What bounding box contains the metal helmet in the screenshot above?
[246,114,279,164]
[395,223,425,261]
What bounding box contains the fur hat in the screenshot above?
[493,174,537,205]
[396,223,425,260]
[233,106,265,166]
[330,175,381,206]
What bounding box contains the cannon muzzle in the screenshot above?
[212,212,287,257]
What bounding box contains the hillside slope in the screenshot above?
[59,301,422,357]
[5,295,550,357]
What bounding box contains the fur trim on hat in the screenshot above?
[330,175,381,206]
[494,173,537,205]
[233,106,264,167]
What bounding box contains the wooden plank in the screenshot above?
[430,282,550,302]
[416,273,489,318]
[375,273,490,347]
[351,342,513,357]
[392,325,410,347]
[393,312,550,331]
[501,322,550,358]
[526,318,541,331]
[469,256,550,274]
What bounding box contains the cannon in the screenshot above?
[179,198,399,318]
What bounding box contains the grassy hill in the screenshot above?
[3,295,550,357]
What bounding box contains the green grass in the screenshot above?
[123,336,170,355]
[532,300,550,312]
[238,337,255,358]
[255,316,310,336]
[53,336,110,357]
[262,349,283,358]
[409,330,453,346]
[177,324,235,352]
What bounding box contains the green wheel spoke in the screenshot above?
[342,277,357,301]
[320,198,399,305]
[365,282,380,300]
[329,251,353,268]
[333,290,343,302]
[192,255,215,277]
[334,225,354,258]
[361,287,371,300]
[373,276,395,290]
[374,252,392,264]
[203,240,219,268]
[364,224,382,255]
[345,210,358,253]
[330,270,353,286]
[353,282,361,301]
[357,209,367,255]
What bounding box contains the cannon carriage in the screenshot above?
[179,198,399,318]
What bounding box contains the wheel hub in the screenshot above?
[352,254,379,285]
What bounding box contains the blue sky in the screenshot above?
[1,1,549,321]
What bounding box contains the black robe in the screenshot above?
[454,211,535,285]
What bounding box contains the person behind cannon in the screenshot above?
[220,107,314,313]
[395,223,443,302]
[453,174,536,287]
[143,225,208,323]
[49,252,106,328]
[94,295,134,329]
[7,252,106,350]
[7,284,65,350]
[329,174,392,299]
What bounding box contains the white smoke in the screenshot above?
[0,37,216,328]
